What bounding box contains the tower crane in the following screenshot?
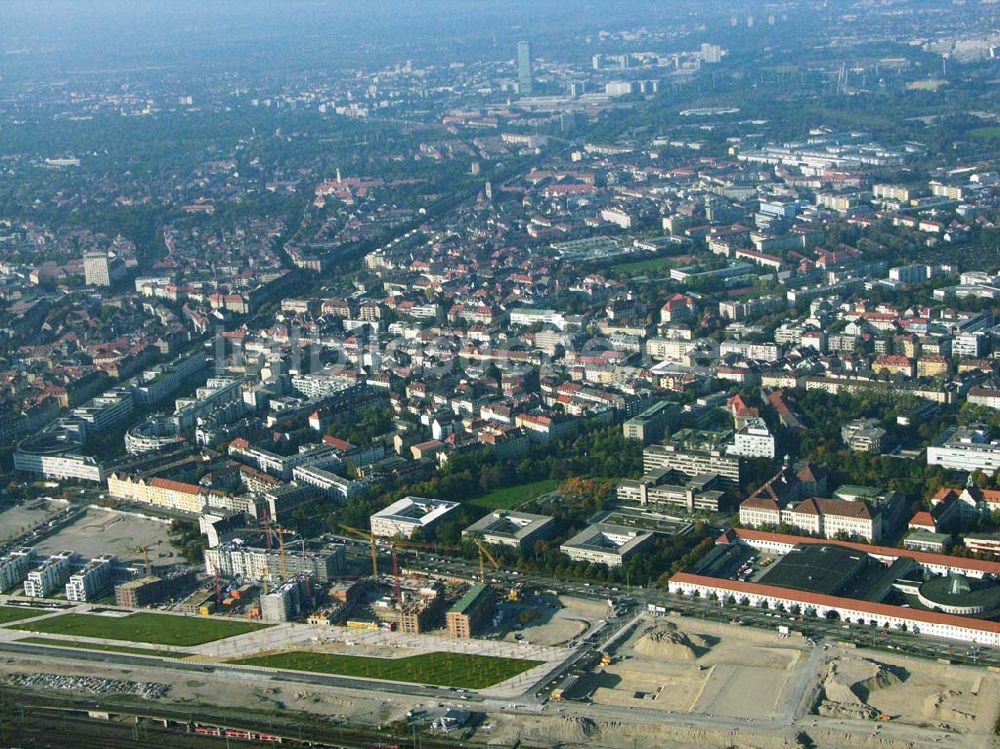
[134,546,151,577]
[340,525,380,578]
[471,537,500,584]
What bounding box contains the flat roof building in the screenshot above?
[66,554,116,602]
[560,523,654,567]
[370,496,460,539]
[446,583,496,639]
[24,551,76,598]
[462,511,555,550]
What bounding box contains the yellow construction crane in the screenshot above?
[134,546,151,577]
[472,537,500,584]
[340,525,380,578]
[271,526,298,580]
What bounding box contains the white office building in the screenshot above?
[560,523,654,567]
[292,464,369,500]
[370,496,460,539]
[927,426,1000,474]
[729,418,776,458]
[462,511,555,550]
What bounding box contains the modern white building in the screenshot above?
[560,523,654,567]
[841,418,887,454]
[14,430,105,483]
[370,496,460,539]
[462,511,555,550]
[509,308,568,331]
[927,426,1000,474]
[65,554,115,602]
[204,539,344,583]
[0,548,35,592]
[23,551,76,598]
[729,418,776,458]
[228,439,341,480]
[71,388,135,433]
[720,340,782,363]
[292,464,368,500]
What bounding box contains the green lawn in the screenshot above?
[970,126,1000,141]
[17,636,182,659]
[11,612,269,647]
[0,606,44,625]
[609,256,674,275]
[467,479,560,510]
[230,650,540,689]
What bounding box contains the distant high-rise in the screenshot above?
[517,41,534,96]
[83,251,112,286]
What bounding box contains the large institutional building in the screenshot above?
[668,528,1000,646]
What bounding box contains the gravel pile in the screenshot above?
[8,673,170,700]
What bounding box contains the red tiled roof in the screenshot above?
[727,527,1000,576]
[669,571,1000,634]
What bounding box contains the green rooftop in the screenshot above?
[449,584,492,615]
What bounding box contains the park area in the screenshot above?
[16,636,181,658]
[10,611,268,647]
[0,606,44,625]
[230,649,541,689]
[466,478,559,510]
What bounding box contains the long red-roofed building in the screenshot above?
[667,527,1000,645]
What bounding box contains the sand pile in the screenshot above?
[634,623,709,660]
[815,656,905,721]
[922,690,976,725]
[822,657,903,705]
[816,700,881,720]
[547,716,600,741]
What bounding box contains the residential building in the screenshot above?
[0,548,35,592]
[204,540,344,582]
[23,551,76,598]
[729,418,775,459]
[841,418,888,454]
[65,554,115,602]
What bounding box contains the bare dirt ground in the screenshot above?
[34,508,180,565]
[502,594,608,647]
[580,614,809,720]
[821,647,1000,741]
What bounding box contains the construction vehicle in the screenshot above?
[550,688,564,701]
[600,652,613,666]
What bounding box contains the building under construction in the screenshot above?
[260,573,318,622]
[369,576,444,634]
[113,570,199,608]
[446,583,496,639]
[203,539,344,583]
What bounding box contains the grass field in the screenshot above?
[11,612,269,647]
[609,256,674,275]
[970,126,1000,141]
[17,636,181,659]
[230,650,541,689]
[0,606,44,625]
[466,478,560,510]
